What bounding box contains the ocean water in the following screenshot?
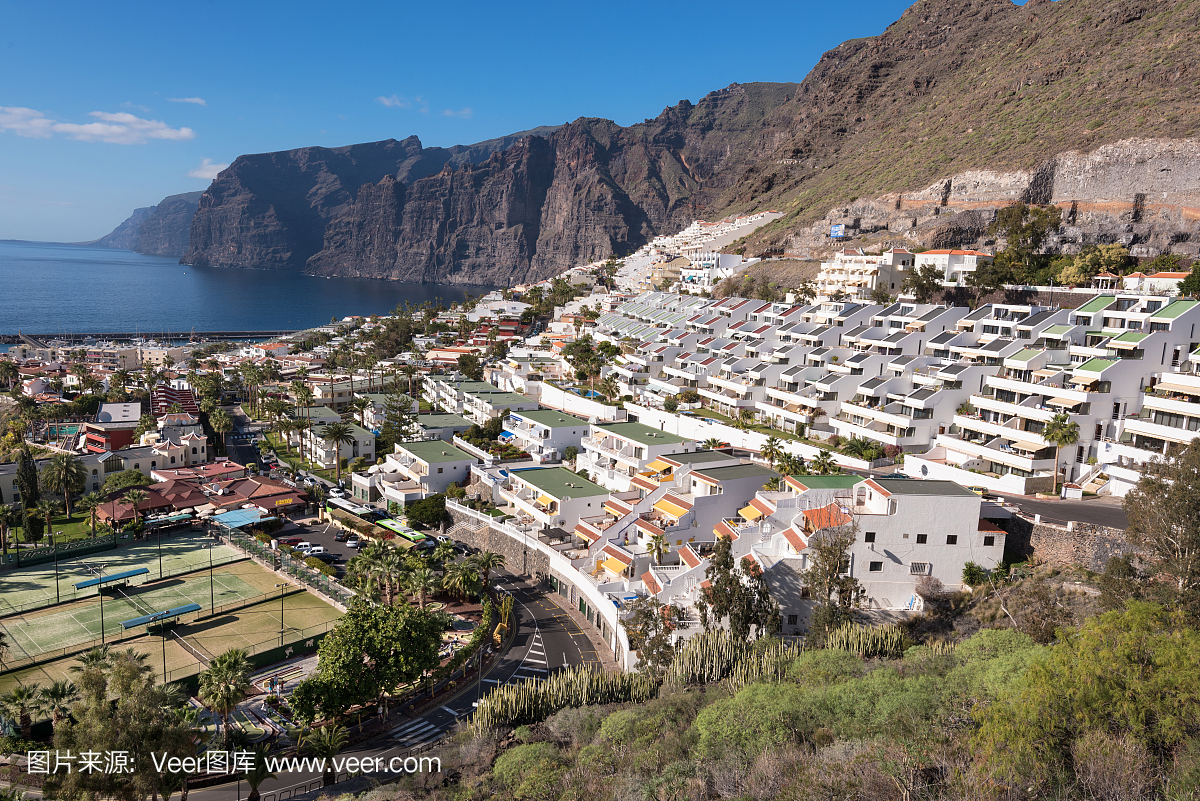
[0,241,485,339]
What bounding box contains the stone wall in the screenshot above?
[447,507,551,581]
[1003,515,1139,572]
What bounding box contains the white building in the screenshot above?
[817,248,914,298]
[502,409,589,464]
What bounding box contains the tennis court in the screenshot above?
[0,560,282,660]
[0,592,344,696]
[0,531,242,616]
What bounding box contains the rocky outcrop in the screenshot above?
[783,138,1200,259]
[91,192,203,258]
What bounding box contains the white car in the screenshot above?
[328,488,347,498]
[346,538,361,549]
[294,542,313,553]
[307,546,326,556]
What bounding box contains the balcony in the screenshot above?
[1122,416,1199,445]
[585,438,637,461]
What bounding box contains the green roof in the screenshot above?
[1007,348,1040,362]
[508,409,589,428]
[1042,325,1073,336]
[789,475,862,490]
[398,440,476,464]
[1111,331,1150,343]
[1150,299,1199,320]
[594,421,692,446]
[509,467,608,498]
[476,392,537,408]
[874,478,978,497]
[356,392,413,406]
[417,413,471,429]
[1075,357,1117,373]
[692,464,777,482]
[1076,295,1116,314]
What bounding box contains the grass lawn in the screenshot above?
[11,513,95,546]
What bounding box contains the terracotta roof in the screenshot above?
[642,571,662,595]
[680,543,702,568]
[802,502,853,532]
[601,544,633,565]
[978,519,1005,533]
[783,527,808,552]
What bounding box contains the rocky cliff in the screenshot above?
[184,0,1200,283]
[92,191,203,258]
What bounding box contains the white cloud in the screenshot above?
[0,106,195,144]
[168,97,207,106]
[443,107,473,119]
[120,101,152,113]
[377,94,409,108]
[188,158,228,179]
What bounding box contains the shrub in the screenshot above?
[305,556,335,576]
[491,742,567,800]
[828,435,842,448]
[962,561,989,588]
[663,396,679,412]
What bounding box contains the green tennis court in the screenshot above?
[1,562,269,659]
[0,532,242,616]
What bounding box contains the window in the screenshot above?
[787,614,798,626]
[864,531,876,543]
[192,447,197,455]
[869,561,883,572]
[437,467,443,473]
[916,533,927,544]
[984,535,995,546]
[910,562,929,574]
[946,535,958,545]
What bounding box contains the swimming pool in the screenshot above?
[570,388,603,399]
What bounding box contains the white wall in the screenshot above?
[538,383,628,422]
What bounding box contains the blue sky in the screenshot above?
[2,0,942,242]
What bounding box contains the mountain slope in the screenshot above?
[184,0,1200,283]
[92,191,203,257]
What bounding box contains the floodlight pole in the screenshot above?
[275,583,287,646]
[206,544,215,615]
[157,524,163,579]
[54,544,60,605]
[160,622,168,685]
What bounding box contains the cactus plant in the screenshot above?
[824,622,906,660]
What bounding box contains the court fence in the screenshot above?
[210,524,357,610]
[0,585,310,678]
[0,544,248,618]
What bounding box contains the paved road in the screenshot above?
[189,573,600,801]
[999,495,1128,529]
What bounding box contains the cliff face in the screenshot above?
[185,0,1200,283]
[92,192,203,258]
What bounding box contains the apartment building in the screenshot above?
[910,296,1200,494]
[502,409,589,464]
[388,440,478,494]
[817,247,914,298]
[416,413,473,442]
[914,249,995,287]
[579,421,697,491]
[462,390,539,426]
[500,467,609,531]
[302,421,376,470]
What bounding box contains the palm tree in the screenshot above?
[0,504,16,561]
[760,436,784,468]
[347,396,372,427]
[736,408,756,430]
[198,650,251,750]
[777,453,806,477]
[70,645,112,674]
[0,360,17,390]
[244,744,277,801]
[38,680,78,733]
[598,376,621,404]
[811,450,837,475]
[209,408,234,453]
[40,453,87,519]
[36,499,60,546]
[431,539,455,565]
[0,684,43,739]
[700,438,725,451]
[123,488,148,530]
[319,422,356,481]
[442,560,480,600]
[472,551,506,594]
[400,365,419,398]
[406,567,440,610]
[301,724,348,787]
[1043,412,1081,489]
[649,533,667,566]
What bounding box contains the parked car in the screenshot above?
[346,537,361,549]
[279,536,303,547]
[307,546,327,556]
[333,531,348,542]
[435,534,452,544]
[294,542,314,553]
[312,552,339,564]
[328,488,347,498]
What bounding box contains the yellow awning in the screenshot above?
[600,558,627,576]
[536,494,555,507]
[1010,440,1045,453]
[1070,373,1099,385]
[645,459,673,473]
[653,498,689,518]
[1154,381,1200,396]
[739,504,764,521]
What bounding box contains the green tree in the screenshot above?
[1042,412,1080,488]
[101,468,153,494]
[760,436,784,468]
[76,492,102,538]
[15,445,40,510]
[700,438,725,451]
[443,559,481,600]
[38,680,78,734]
[620,596,686,678]
[209,408,234,453]
[379,390,418,451]
[988,203,1063,280]
[1177,261,1200,298]
[457,352,484,381]
[810,449,837,475]
[649,532,667,566]
[0,684,42,739]
[40,453,86,519]
[695,537,780,640]
[473,550,506,593]
[122,488,148,528]
[36,498,60,546]
[405,566,440,610]
[297,600,443,716]
[301,724,349,787]
[405,493,449,527]
[244,744,277,801]
[1124,438,1200,615]
[662,395,678,413]
[902,264,946,303]
[198,648,252,750]
[805,525,864,641]
[319,421,356,481]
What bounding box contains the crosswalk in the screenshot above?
[388,717,446,748]
[509,631,549,683]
